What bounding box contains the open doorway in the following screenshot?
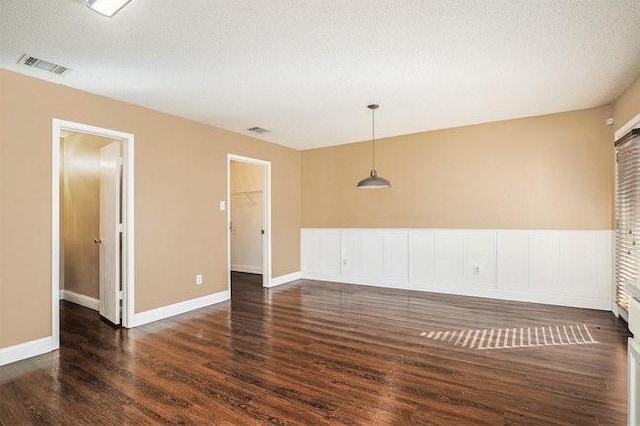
[227,154,271,295]
[52,120,134,350]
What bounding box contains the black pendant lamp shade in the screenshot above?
[357,104,391,189]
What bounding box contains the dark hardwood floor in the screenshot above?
[0,273,631,425]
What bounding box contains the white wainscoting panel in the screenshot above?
[497,231,530,292]
[409,231,496,290]
[409,231,435,287]
[433,233,464,288]
[527,232,555,294]
[463,232,496,288]
[301,228,613,310]
[342,229,408,284]
[301,229,342,278]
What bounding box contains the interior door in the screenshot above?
[230,191,264,274]
[99,141,121,325]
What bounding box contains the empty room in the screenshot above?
[1,0,640,424]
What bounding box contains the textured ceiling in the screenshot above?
[1,0,640,150]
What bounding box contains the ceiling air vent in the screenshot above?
[247,126,270,134]
[17,54,70,76]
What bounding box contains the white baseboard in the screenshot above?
[269,271,302,288]
[0,337,53,367]
[59,290,64,300]
[61,290,99,311]
[231,264,263,274]
[302,272,611,310]
[131,290,230,327]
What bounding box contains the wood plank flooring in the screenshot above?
[0,273,631,425]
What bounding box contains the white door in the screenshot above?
[99,142,121,325]
[230,191,263,274]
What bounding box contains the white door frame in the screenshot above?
[51,119,135,350]
[613,112,640,317]
[227,154,272,289]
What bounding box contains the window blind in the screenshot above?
[615,129,640,312]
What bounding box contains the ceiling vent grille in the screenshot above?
[17,54,70,76]
[247,126,270,134]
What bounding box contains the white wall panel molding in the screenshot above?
[301,228,342,276]
[301,228,613,310]
[342,229,409,282]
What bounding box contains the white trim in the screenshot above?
[0,337,53,367]
[52,119,135,347]
[301,227,610,233]
[122,130,135,328]
[52,122,60,350]
[613,137,621,316]
[268,271,302,288]
[61,290,100,311]
[231,264,263,274]
[59,290,64,300]
[629,338,640,424]
[613,120,619,317]
[227,154,272,290]
[620,308,629,323]
[131,290,230,327]
[302,272,610,310]
[613,116,639,317]
[615,112,640,141]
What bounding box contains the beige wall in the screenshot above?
[302,107,614,230]
[61,133,114,299]
[614,73,640,132]
[0,69,301,348]
[3,64,637,352]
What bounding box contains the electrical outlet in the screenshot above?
[472,265,481,276]
[196,274,203,285]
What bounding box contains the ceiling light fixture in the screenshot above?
[357,104,391,189]
[86,0,133,17]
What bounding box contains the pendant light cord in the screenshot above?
[371,106,376,170]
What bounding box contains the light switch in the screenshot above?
[219,201,226,211]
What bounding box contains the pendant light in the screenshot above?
[357,104,391,189]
